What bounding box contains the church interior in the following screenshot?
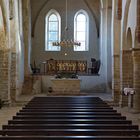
[0,0,140,139]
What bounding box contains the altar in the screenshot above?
[51,78,81,94]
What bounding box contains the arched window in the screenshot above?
[74,10,89,51]
[45,9,61,51]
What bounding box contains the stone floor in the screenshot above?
[0,92,140,129]
[0,106,22,129]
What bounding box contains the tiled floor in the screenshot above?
[0,92,140,130]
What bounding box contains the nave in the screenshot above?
[0,96,140,140]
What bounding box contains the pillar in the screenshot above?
[132,48,140,112]
[120,50,133,107]
[112,0,121,104]
[22,0,32,76]
[131,0,140,113]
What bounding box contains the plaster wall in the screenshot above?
[122,0,137,48]
[31,0,99,69]
[127,0,137,48]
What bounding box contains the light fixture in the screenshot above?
[52,0,81,47]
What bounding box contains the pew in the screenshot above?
[3,124,139,130]
[0,129,140,136]
[0,96,140,140]
[0,136,140,140]
[8,119,132,124]
[12,115,127,120]
[20,108,116,112]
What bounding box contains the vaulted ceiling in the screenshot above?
[30,0,103,37]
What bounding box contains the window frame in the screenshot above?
[74,9,89,51]
[45,9,61,51]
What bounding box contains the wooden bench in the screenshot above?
[19,109,117,112]
[0,96,140,140]
[13,115,127,120]
[0,129,140,136]
[0,136,140,140]
[22,106,114,109]
[8,119,132,125]
[16,112,123,115]
[3,124,139,130]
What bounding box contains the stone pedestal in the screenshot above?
[51,78,81,95]
[132,48,140,112]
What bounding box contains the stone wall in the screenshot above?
[0,50,9,101]
[112,55,120,104]
[10,52,16,102]
[120,50,133,107]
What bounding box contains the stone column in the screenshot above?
[100,0,113,93]
[0,50,9,101]
[117,0,122,20]
[131,0,140,112]
[22,0,32,76]
[136,0,140,43]
[112,54,120,104]
[132,48,140,112]
[119,50,133,107]
[112,0,121,104]
[10,52,16,102]
[0,12,10,102]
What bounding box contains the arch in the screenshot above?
[126,27,132,49]
[121,0,131,50]
[84,0,99,37]
[31,0,49,37]
[32,0,100,37]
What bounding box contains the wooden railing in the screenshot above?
[42,60,87,74]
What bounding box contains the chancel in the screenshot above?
[0,0,140,139]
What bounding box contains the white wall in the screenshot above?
[127,0,137,48]
[31,0,99,70]
[122,0,137,49]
